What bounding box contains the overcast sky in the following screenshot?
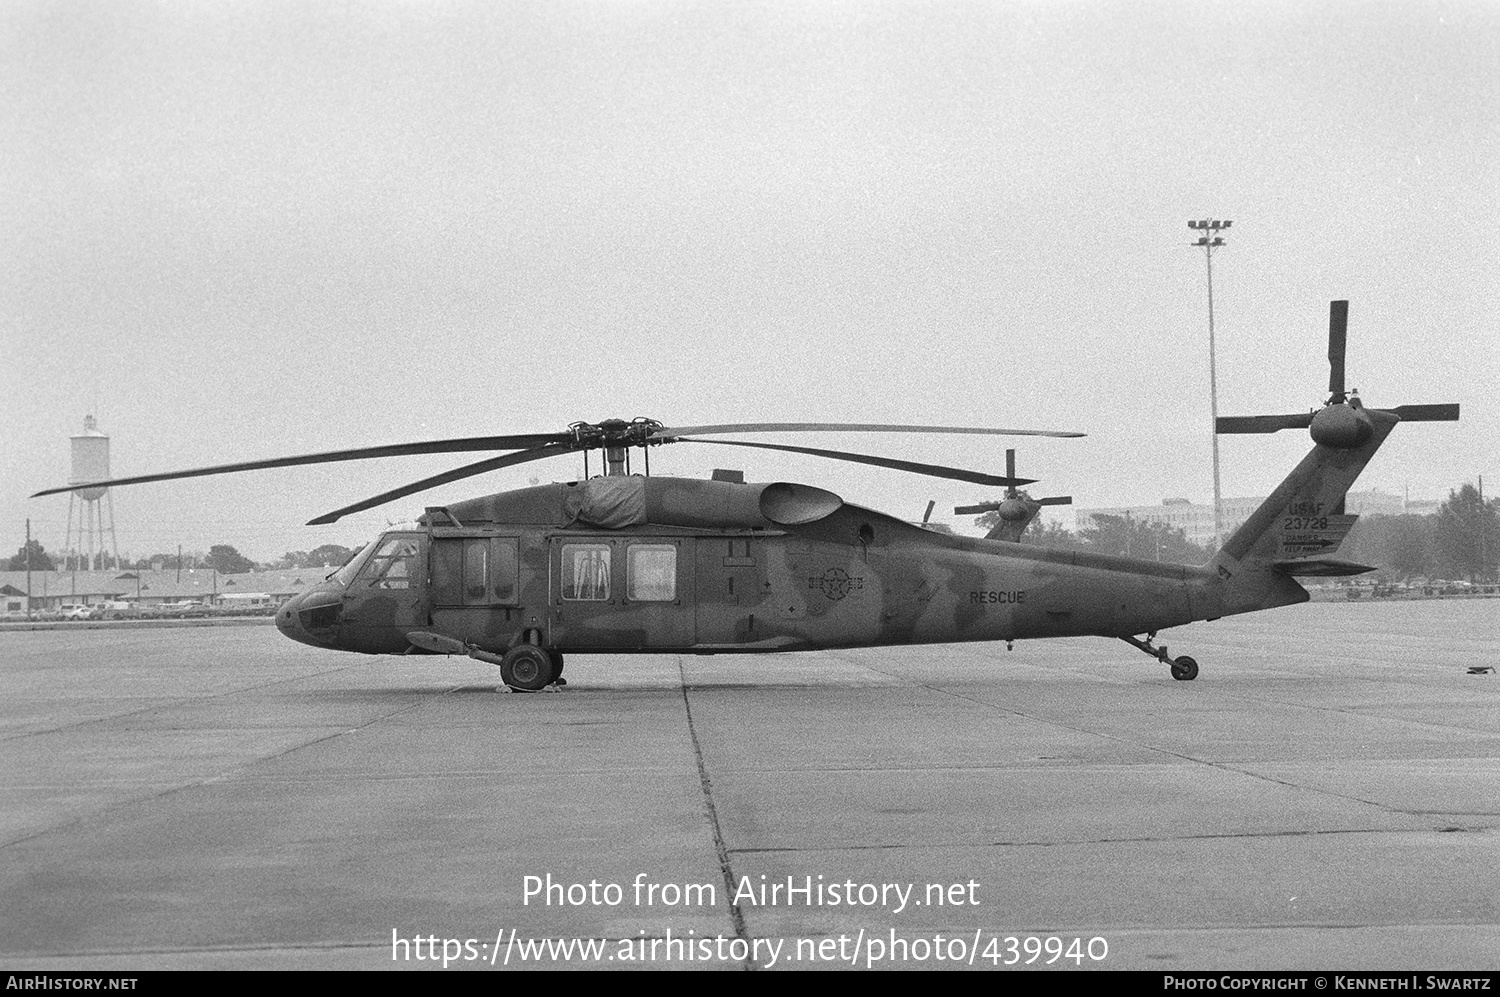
[4,0,1497,562]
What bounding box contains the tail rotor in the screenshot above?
[956,449,1072,542]
[1217,300,1459,447]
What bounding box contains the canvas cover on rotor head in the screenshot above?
[565,475,648,529]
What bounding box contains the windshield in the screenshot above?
[330,541,377,587]
[354,535,422,589]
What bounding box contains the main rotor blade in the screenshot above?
[1387,403,1461,422]
[1216,413,1315,434]
[678,438,1036,488]
[31,433,569,498]
[305,443,574,525]
[1328,299,1348,402]
[652,422,1084,440]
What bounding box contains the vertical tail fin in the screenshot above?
[1212,408,1397,577]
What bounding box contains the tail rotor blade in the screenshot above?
[1328,299,1349,402]
[1216,413,1315,434]
[1389,403,1460,422]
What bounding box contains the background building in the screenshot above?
[0,567,333,613]
[1075,490,1439,549]
[1074,497,1263,547]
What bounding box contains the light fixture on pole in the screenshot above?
[1188,218,1231,547]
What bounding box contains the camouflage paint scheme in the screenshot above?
[275,411,1400,668]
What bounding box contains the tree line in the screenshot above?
[4,542,361,574]
[974,483,1498,582]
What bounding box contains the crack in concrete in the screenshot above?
[678,656,757,971]
[729,824,1485,854]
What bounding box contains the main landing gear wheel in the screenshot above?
[549,651,566,687]
[500,645,555,692]
[1171,656,1199,681]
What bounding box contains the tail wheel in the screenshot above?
[500,645,555,692]
[1171,656,1199,681]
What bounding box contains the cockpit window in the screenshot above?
[356,535,421,589]
[330,542,375,587]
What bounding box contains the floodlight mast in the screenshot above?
[1188,218,1231,547]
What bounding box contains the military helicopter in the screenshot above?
[35,301,1457,689]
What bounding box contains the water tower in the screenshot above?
[66,415,121,571]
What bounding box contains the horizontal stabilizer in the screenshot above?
[1216,413,1315,434]
[1387,403,1460,422]
[1036,496,1073,507]
[1271,557,1377,577]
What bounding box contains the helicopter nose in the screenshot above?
[275,593,311,644]
[276,587,344,648]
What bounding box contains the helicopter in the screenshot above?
[34,300,1457,690]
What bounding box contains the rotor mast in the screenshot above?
[571,418,663,477]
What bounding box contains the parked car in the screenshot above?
[217,593,278,616]
[157,601,211,618]
[59,604,100,620]
[100,600,141,620]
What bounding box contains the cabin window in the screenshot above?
[358,536,421,589]
[627,544,676,601]
[489,539,518,603]
[561,544,610,601]
[431,541,462,604]
[463,538,488,603]
[431,537,518,606]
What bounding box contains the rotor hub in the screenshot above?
[1309,404,1373,449]
[997,498,1032,522]
[567,418,665,451]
